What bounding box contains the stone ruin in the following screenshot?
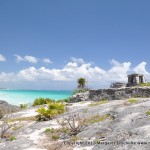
[71,73,149,102]
[127,73,145,86]
[110,82,126,88]
[110,73,146,88]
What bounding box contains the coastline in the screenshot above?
[0,90,72,105]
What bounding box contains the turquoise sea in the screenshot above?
[0,90,72,105]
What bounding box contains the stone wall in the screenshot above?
[89,87,150,101]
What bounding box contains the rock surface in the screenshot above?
[71,87,150,102]
[89,87,150,101]
[70,91,89,102]
[1,98,150,149]
[0,100,20,116]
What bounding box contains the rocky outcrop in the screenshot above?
[71,87,150,102]
[0,100,20,117]
[89,87,150,101]
[70,91,89,102]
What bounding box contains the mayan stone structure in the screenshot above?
[127,74,145,86]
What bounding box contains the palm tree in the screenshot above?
[77,78,86,89]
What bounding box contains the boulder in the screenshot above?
[0,100,20,118]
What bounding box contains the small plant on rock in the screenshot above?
[36,102,65,121]
[0,113,15,138]
[57,114,86,136]
[32,98,54,106]
[20,104,28,109]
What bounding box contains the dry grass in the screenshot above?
[85,114,111,125]
[9,116,36,122]
[88,101,108,107]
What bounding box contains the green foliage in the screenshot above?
[139,82,150,87]
[57,97,71,103]
[51,135,60,140]
[20,104,27,109]
[71,135,78,141]
[44,128,55,133]
[32,98,54,106]
[73,89,88,95]
[77,78,86,89]
[36,102,65,121]
[146,110,150,115]
[128,99,138,104]
[9,136,16,141]
[44,128,61,141]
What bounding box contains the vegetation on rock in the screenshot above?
[36,101,65,121]
[32,98,54,106]
[127,99,138,104]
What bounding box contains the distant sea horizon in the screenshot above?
[0,89,73,105]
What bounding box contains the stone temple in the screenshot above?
[110,73,146,88]
[127,73,145,86]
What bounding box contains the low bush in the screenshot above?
[145,110,150,115]
[139,82,150,87]
[32,98,54,106]
[9,136,16,141]
[57,114,86,136]
[57,97,71,103]
[127,99,138,104]
[73,89,88,95]
[20,104,28,109]
[36,102,65,121]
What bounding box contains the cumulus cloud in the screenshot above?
[133,61,150,81]
[0,59,150,89]
[0,54,6,62]
[43,58,52,64]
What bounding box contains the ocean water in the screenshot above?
[0,90,72,105]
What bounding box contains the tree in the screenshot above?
[77,78,86,89]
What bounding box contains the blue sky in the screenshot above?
[0,0,150,89]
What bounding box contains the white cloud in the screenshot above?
[70,57,85,64]
[14,54,52,64]
[14,55,25,62]
[0,59,150,89]
[43,58,52,64]
[14,54,38,63]
[0,54,6,62]
[133,61,150,81]
[24,56,38,63]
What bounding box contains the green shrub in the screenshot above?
[9,136,16,141]
[20,104,27,109]
[32,98,54,106]
[57,97,71,103]
[52,135,60,140]
[127,99,138,104]
[139,82,150,87]
[36,102,65,121]
[146,110,150,115]
[73,89,88,95]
